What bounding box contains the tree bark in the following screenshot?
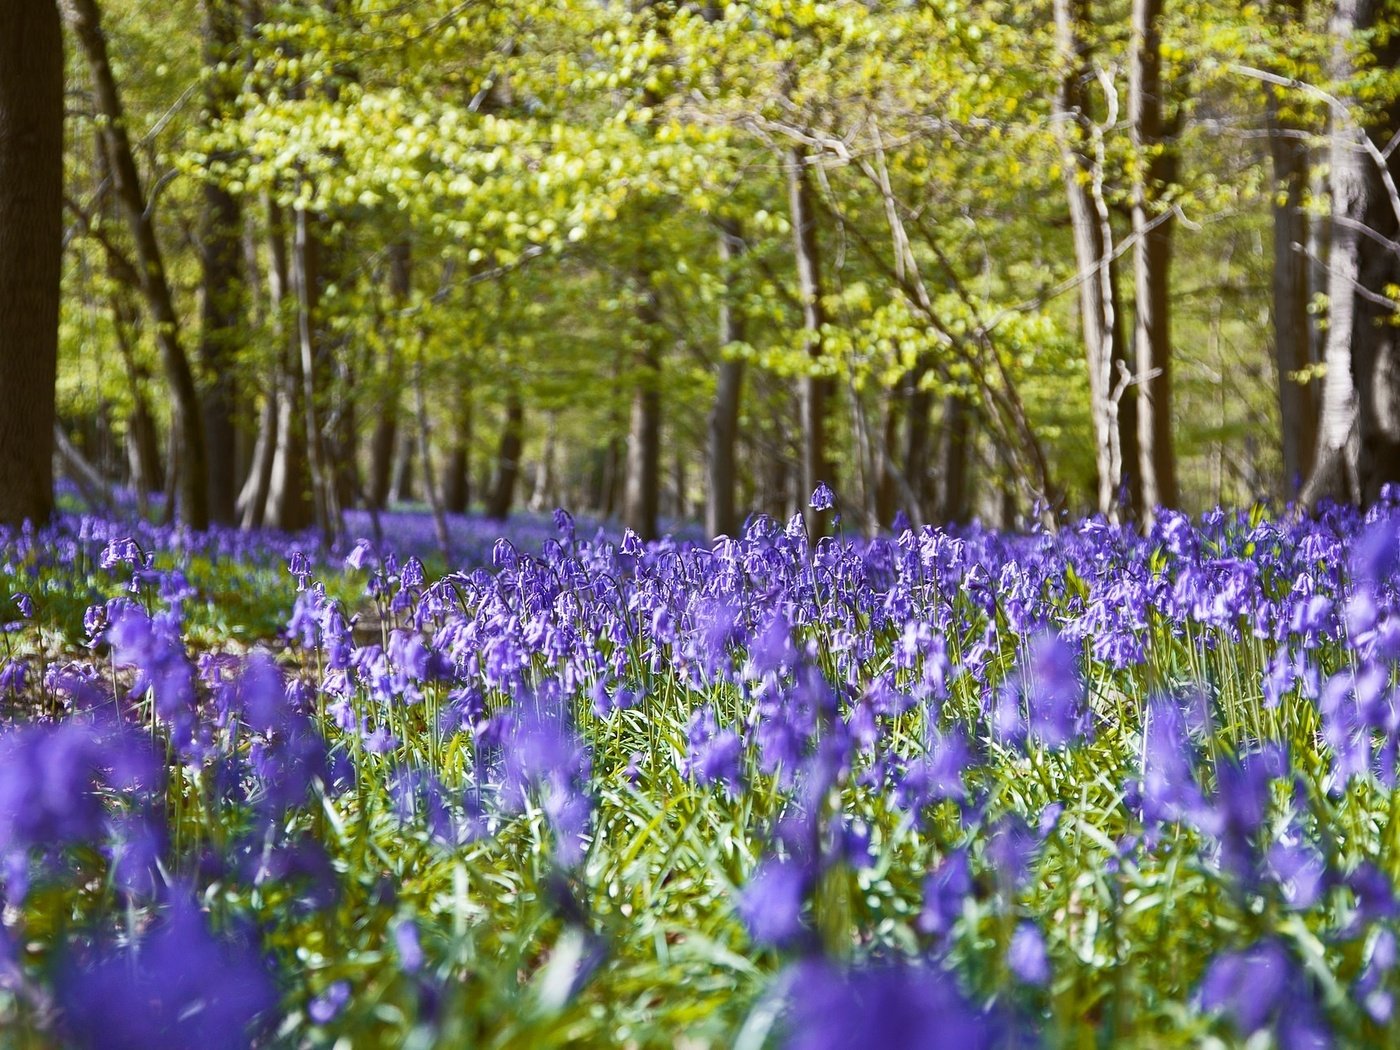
[706,219,746,537]
[441,390,472,514]
[1129,0,1179,514]
[68,0,209,528]
[198,0,243,523]
[1052,0,1140,519]
[486,389,524,521]
[261,197,313,531]
[292,205,338,541]
[0,0,62,527]
[938,395,972,524]
[788,146,836,535]
[369,241,409,509]
[623,279,663,540]
[1265,84,1318,496]
[1302,0,1388,505]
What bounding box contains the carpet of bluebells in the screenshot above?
[6,488,1400,1047]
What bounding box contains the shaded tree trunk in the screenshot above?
[1302,0,1399,505]
[1266,83,1318,495]
[937,395,972,524]
[1052,0,1140,519]
[390,427,415,504]
[788,146,836,534]
[68,0,208,528]
[903,364,933,521]
[441,392,472,515]
[261,198,312,531]
[0,0,62,527]
[198,0,243,524]
[369,241,410,509]
[292,205,337,540]
[707,219,746,537]
[623,280,663,540]
[486,390,524,521]
[1129,0,1179,515]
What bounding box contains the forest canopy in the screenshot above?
[3,0,1400,537]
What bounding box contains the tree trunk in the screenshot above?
[237,389,276,529]
[68,0,209,528]
[390,427,416,504]
[0,0,62,527]
[413,345,451,560]
[1351,9,1400,502]
[486,389,524,521]
[938,395,972,524]
[292,205,338,541]
[198,0,243,524]
[442,387,472,514]
[261,197,313,531]
[903,365,933,521]
[1265,85,1318,496]
[1052,0,1140,520]
[707,219,746,537]
[1302,0,1385,505]
[1129,0,1179,515]
[623,278,663,540]
[788,147,836,534]
[369,241,410,509]
[111,296,163,503]
[529,414,558,513]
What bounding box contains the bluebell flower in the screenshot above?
[58,896,277,1050]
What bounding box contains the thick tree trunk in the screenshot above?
[529,415,558,513]
[441,397,472,515]
[292,205,337,540]
[1053,0,1140,520]
[486,390,524,521]
[369,241,410,509]
[788,147,836,534]
[1351,12,1400,501]
[1129,0,1179,515]
[111,298,163,503]
[937,395,971,524]
[390,427,415,504]
[413,347,451,559]
[623,281,663,540]
[1302,0,1380,505]
[261,198,313,531]
[69,0,208,528]
[1266,86,1318,495]
[903,364,933,521]
[706,219,746,537]
[237,389,276,529]
[0,0,63,527]
[199,0,243,524]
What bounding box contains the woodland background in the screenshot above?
[3,0,1400,542]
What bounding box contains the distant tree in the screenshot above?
[0,0,63,527]
[68,0,209,527]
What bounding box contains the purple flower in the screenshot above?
[1196,939,1329,1047]
[395,918,425,974]
[918,848,972,937]
[783,960,1007,1050]
[683,707,744,795]
[309,980,351,1025]
[58,897,277,1050]
[739,858,810,947]
[809,482,835,512]
[345,538,375,570]
[1007,922,1050,986]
